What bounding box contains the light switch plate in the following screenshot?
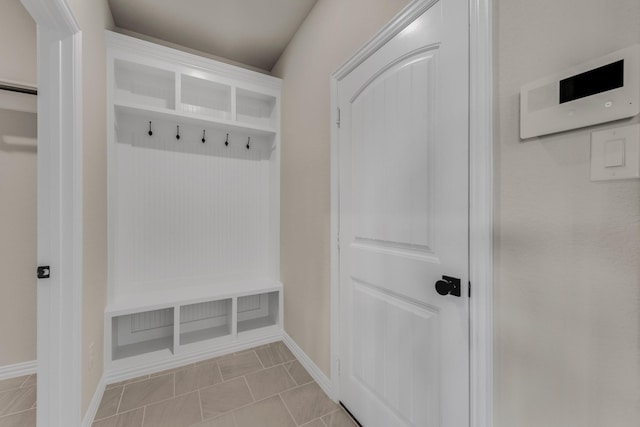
[591,123,640,181]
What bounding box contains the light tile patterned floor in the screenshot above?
[0,374,37,427]
[93,341,357,427]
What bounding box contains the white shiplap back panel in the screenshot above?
[113,127,271,296]
[180,300,229,323]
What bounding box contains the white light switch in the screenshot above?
[604,139,625,167]
[591,124,640,181]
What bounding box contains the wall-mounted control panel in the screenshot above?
[521,45,640,139]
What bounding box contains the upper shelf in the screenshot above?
[115,101,277,138]
[114,58,278,135]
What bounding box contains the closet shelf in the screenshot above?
[115,101,277,138]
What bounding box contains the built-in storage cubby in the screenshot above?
[179,299,232,346]
[112,308,174,361]
[106,282,282,367]
[238,291,280,334]
[106,31,282,373]
[236,88,277,128]
[180,75,231,119]
[114,59,175,109]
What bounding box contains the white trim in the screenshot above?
[332,0,439,79]
[330,0,494,425]
[282,333,334,400]
[329,78,341,400]
[469,0,494,426]
[20,1,83,426]
[0,361,37,381]
[81,376,106,427]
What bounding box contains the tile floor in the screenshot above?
[93,341,357,427]
[0,373,37,427]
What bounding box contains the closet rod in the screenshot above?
[0,82,37,96]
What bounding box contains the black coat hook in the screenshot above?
[225,133,229,147]
[246,136,251,150]
[148,121,153,136]
[176,125,180,140]
[201,129,206,143]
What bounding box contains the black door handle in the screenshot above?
[435,276,461,297]
[37,266,50,279]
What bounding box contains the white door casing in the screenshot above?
[20,0,83,426]
[334,0,469,425]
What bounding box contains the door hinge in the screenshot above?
[336,108,341,128]
[37,265,50,279]
[468,281,471,298]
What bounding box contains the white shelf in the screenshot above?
[107,279,282,316]
[113,336,174,361]
[180,326,231,346]
[115,101,276,138]
[237,316,277,333]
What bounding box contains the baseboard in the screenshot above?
[105,332,283,385]
[0,360,37,381]
[82,375,106,427]
[282,333,335,400]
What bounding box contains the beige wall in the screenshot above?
[495,0,640,425]
[0,0,36,86]
[65,0,115,416]
[0,0,37,367]
[271,0,409,375]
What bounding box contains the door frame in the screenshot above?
[329,0,494,426]
[19,0,83,426]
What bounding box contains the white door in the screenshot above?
[336,0,469,426]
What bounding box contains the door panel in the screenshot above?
[337,1,469,426]
[352,280,439,426]
[351,50,437,250]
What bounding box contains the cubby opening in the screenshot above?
[181,75,231,119]
[115,59,175,109]
[180,299,232,345]
[237,291,279,333]
[112,307,174,360]
[236,88,276,128]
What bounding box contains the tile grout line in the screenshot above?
[18,375,30,388]
[197,388,204,423]
[0,406,36,420]
[277,393,300,426]
[141,405,146,427]
[115,384,125,415]
[283,362,299,386]
[256,349,266,369]
[242,375,256,402]
[215,362,223,384]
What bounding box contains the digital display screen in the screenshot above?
[559,60,624,104]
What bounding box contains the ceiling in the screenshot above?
[108,0,319,72]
